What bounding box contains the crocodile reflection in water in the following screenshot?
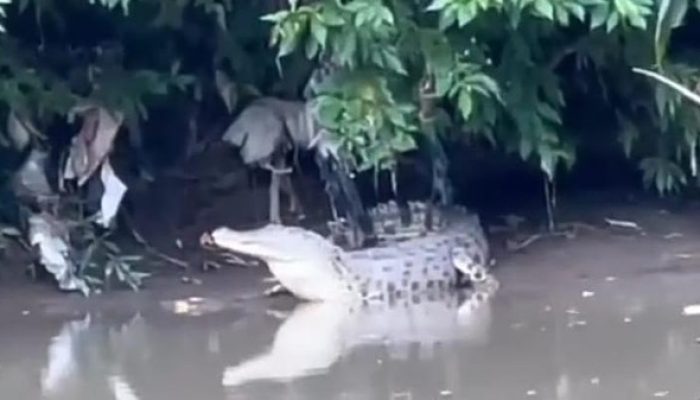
[221,286,496,388]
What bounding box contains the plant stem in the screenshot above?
[543,174,556,232]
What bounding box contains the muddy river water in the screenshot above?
[2,204,700,399]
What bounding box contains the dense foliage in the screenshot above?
[262,0,700,196]
[0,0,697,195]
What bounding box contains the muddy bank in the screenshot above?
[1,192,698,318]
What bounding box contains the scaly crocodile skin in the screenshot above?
[202,203,493,301]
[328,201,491,284]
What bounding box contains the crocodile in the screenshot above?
[201,201,493,302]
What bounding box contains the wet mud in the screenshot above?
[1,197,700,399]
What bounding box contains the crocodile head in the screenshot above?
[431,206,490,284]
[202,224,320,263]
[201,224,356,301]
[450,245,488,284]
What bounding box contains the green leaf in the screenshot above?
[310,18,328,48]
[590,4,609,28]
[534,0,554,19]
[438,9,457,30]
[426,0,451,12]
[378,5,395,26]
[606,11,620,32]
[568,3,586,21]
[335,30,357,66]
[519,137,534,159]
[382,49,408,75]
[617,112,639,157]
[627,13,647,29]
[537,102,562,124]
[261,10,290,23]
[457,3,477,26]
[278,35,299,58]
[654,0,688,63]
[458,90,473,120]
[305,35,320,58]
[555,6,570,25]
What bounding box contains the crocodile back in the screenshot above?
[341,200,491,286]
[343,236,461,300]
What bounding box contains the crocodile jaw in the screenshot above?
[205,225,359,302]
[208,225,296,263]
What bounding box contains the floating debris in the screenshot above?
[673,253,695,260]
[164,297,222,316]
[582,291,595,298]
[506,234,543,252]
[653,390,669,397]
[565,308,580,315]
[604,218,642,231]
[605,276,617,282]
[663,232,683,239]
[624,317,632,323]
[180,276,203,285]
[173,300,191,315]
[682,304,700,316]
[590,377,600,385]
[526,389,537,396]
[567,320,587,328]
[439,389,453,397]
